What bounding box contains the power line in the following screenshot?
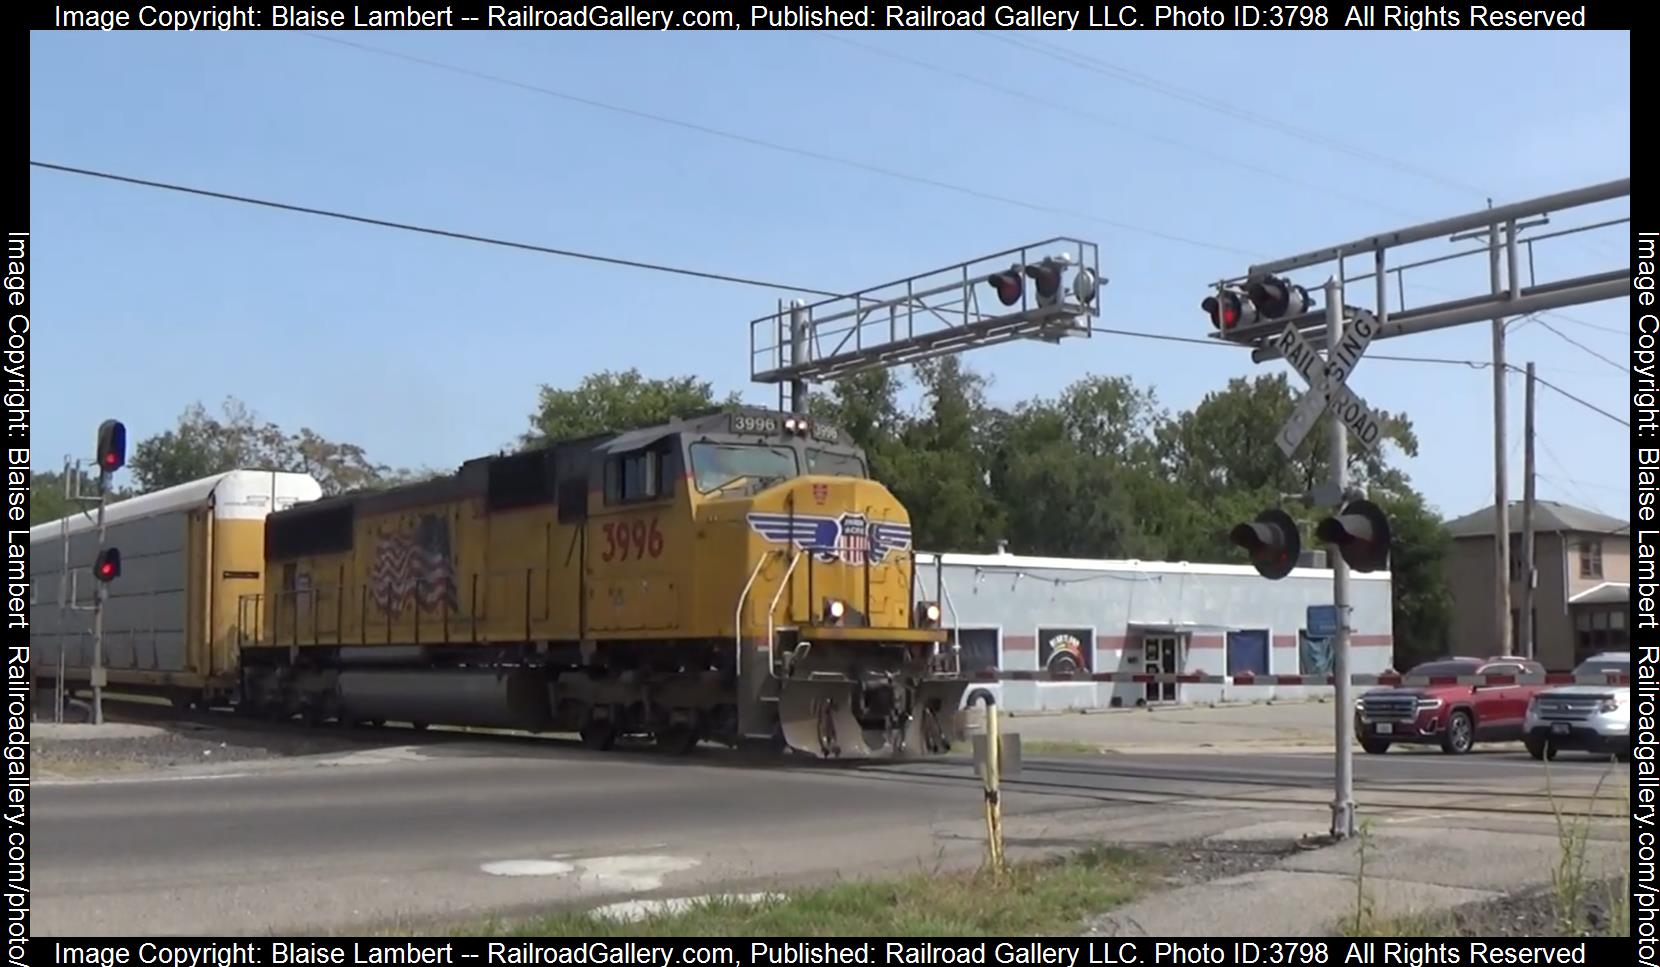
[1087,325,1630,428]
[823,35,1422,222]
[298,33,1258,259]
[1533,318,1626,373]
[1527,371,1630,428]
[1541,311,1625,336]
[29,161,841,296]
[988,33,1489,198]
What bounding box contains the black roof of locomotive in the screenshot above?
[267,405,861,523]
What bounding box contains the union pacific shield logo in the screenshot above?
[746,512,912,565]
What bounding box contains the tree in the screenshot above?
[128,398,410,496]
[522,369,742,448]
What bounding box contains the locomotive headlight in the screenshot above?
[916,601,942,626]
[823,598,846,623]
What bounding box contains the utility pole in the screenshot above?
[1324,275,1355,840]
[1520,362,1537,661]
[1488,214,1513,658]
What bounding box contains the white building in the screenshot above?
[914,549,1394,712]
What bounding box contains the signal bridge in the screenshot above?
[749,238,1101,412]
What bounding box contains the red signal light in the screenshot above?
[93,548,121,583]
[987,267,1024,307]
[96,419,127,474]
[1025,261,1063,302]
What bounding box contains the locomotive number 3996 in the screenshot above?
[601,517,665,561]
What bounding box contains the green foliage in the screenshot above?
[804,360,1452,660]
[522,368,742,448]
[125,397,415,497]
[28,468,134,527]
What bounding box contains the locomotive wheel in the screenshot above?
[655,727,699,756]
[580,721,617,751]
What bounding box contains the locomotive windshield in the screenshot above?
[806,448,866,478]
[690,443,799,494]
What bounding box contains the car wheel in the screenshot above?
[1524,737,1552,761]
[1440,710,1474,754]
[1360,738,1391,755]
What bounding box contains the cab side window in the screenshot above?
[604,442,678,505]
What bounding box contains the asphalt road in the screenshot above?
[33,737,1624,937]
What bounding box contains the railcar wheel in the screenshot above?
[655,727,698,756]
[581,721,617,751]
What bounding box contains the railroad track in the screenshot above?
[50,694,1627,821]
[844,757,1629,820]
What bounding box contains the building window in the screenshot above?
[1579,540,1603,579]
[1574,608,1629,664]
[953,628,1001,675]
[1037,626,1094,674]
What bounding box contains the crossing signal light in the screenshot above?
[93,548,121,583]
[1026,259,1064,307]
[96,419,126,474]
[1203,288,1256,333]
[988,266,1024,307]
[1315,499,1392,573]
[1230,508,1301,581]
[1245,275,1311,321]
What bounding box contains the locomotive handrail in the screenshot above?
[733,550,774,679]
[764,549,804,681]
[937,565,964,676]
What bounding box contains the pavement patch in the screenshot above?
[481,860,577,877]
[573,854,702,891]
[1087,869,1497,937]
[478,854,700,892]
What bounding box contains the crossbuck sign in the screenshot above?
[1273,308,1385,458]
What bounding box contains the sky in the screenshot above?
[28,29,1632,526]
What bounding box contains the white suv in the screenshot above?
[1523,652,1630,762]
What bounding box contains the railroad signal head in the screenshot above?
[93,547,121,583]
[96,419,126,474]
[1202,288,1256,333]
[1314,499,1392,573]
[1229,508,1301,581]
[1025,259,1064,307]
[1245,275,1311,321]
[987,265,1025,307]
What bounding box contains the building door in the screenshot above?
[1143,635,1181,704]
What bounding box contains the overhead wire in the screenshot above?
[1532,317,1627,373]
[33,159,1632,434]
[29,160,842,296]
[821,35,1423,221]
[296,32,1259,259]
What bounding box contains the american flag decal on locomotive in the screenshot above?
[368,513,459,616]
[746,512,912,565]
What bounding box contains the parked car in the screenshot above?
[1355,656,1549,755]
[1523,652,1631,762]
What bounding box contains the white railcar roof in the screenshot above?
[30,470,323,543]
[914,550,1391,582]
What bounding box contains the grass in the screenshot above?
[451,846,1157,937]
[1338,757,1631,938]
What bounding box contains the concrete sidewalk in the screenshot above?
[1082,818,1628,936]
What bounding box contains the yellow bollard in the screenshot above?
[979,693,1006,876]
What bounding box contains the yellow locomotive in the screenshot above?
[240,407,968,758]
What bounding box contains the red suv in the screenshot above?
[1354,656,1549,755]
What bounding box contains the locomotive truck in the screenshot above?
[31,407,969,760]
